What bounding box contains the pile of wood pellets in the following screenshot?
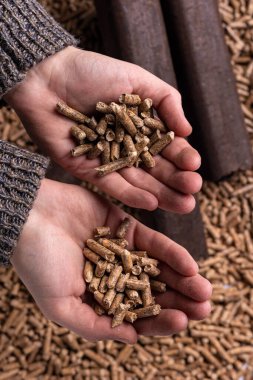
[83,218,165,328]
[56,95,174,176]
[0,0,253,379]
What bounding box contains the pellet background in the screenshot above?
[0,0,253,379]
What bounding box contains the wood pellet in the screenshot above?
[83,218,164,328]
[56,94,174,176]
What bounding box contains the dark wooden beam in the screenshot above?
[95,0,177,87]
[95,0,208,259]
[161,0,253,181]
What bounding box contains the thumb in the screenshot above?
[131,67,192,137]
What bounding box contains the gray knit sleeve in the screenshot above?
[0,0,78,97]
[0,141,50,266]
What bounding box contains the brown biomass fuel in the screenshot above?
[56,95,174,176]
[83,218,165,327]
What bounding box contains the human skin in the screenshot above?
[12,179,212,343]
[5,47,202,213]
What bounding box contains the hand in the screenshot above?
[12,179,212,343]
[5,47,202,213]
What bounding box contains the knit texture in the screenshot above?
[0,0,78,97]
[0,141,49,266]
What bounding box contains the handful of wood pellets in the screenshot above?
[83,218,166,328]
[56,94,174,176]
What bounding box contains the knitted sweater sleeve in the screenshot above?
[0,0,78,98]
[0,141,49,266]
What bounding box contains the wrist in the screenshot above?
[3,46,76,113]
[3,64,44,112]
[10,177,44,258]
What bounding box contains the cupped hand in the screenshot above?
[5,47,202,212]
[12,179,212,343]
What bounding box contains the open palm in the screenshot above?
[5,47,202,213]
[12,179,211,343]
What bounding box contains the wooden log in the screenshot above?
[161,0,253,181]
[95,0,207,259]
[94,0,177,87]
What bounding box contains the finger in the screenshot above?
[145,155,202,194]
[156,290,212,320]
[131,68,192,137]
[162,137,201,171]
[159,264,212,302]
[134,309,188,336]
[167,171,202,194]
[120,166,196,214]
[127,222,199,276]
[60,146,158,211]
[51,297,138,344]
[156,91,192,138]
[84,169,158,211]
